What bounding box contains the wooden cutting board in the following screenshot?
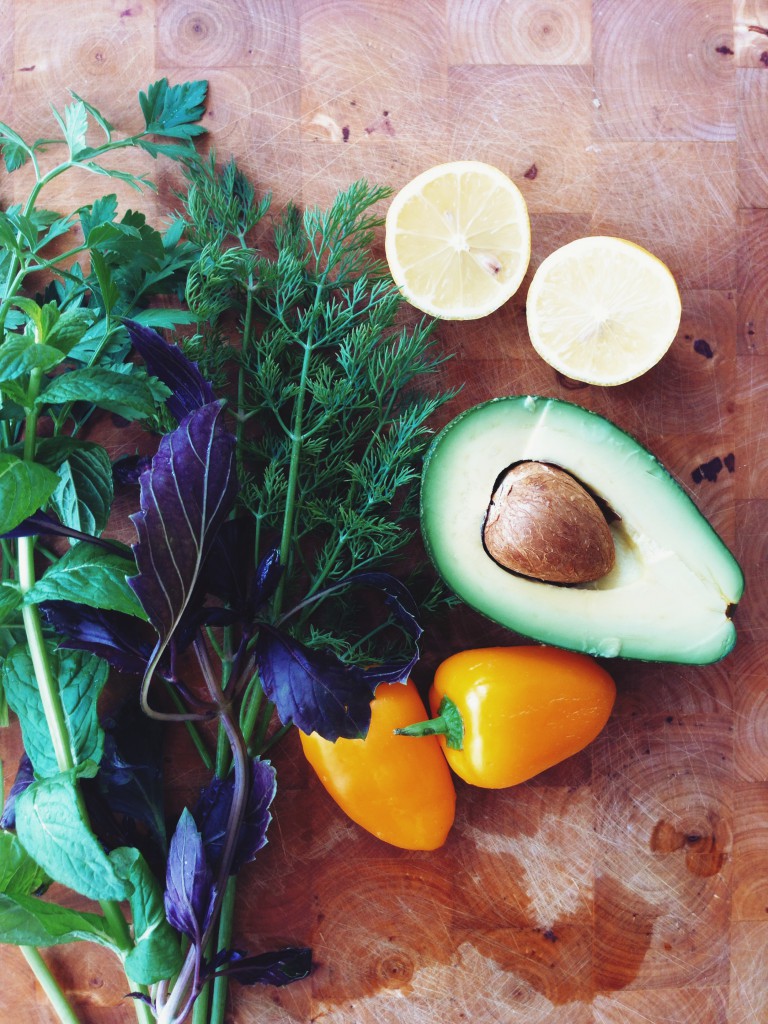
[2,1,766,1021]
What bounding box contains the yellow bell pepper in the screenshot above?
[397,646,616,788]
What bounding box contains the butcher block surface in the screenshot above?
[1,1,767,1022]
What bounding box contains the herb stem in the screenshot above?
[163,681,214,772]
[18,947,83,1024]
[0,267,29,333]
[208,877,237,1024]
[250,699,275,756]
[235,229,254,481]
[190,974,211,1024]
[158,637,251,1024]
[17,364,152,1024]
[238,670,264,745]
[275,338,313,605]
[18,550,154,1022]
[257,720,292,756]
[194,638,249,896]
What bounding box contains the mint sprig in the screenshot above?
[0,81,209,1024]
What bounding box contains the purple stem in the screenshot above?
[155,633,251,1024]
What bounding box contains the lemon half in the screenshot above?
[525,236,682,386]
[385,161,531,320]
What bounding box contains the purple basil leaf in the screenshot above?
[126,993,155,1008]
[194,759,276,876]
[196,517,255,611]
[125,320,216,422]
[96,702,167,857]
[0,510,61,539]
[339,571,423,641]
[0,509,125,555]
[0,753,35,830]
[255,625,376,741]
[129,401,237,634]
[220,947,312,987]
[39,601,158,675]
[164,807,215,944]
[192,532,279,633]
[112,454,153,487]
[80,779,151,868]
[251,548,281,612]
[128,401,237,697]
[360,646,421,689]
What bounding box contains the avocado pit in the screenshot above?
[483,461,616,585]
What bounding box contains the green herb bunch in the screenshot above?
[0,82,456,1024]
[177,156,456,656]
[0,81,209,1024]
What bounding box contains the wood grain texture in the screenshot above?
[1,1,766,1022]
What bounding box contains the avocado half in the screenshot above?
[421,396,744,664]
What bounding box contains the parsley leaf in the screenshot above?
[139,78,208,140]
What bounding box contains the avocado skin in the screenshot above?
[420,395,744,665]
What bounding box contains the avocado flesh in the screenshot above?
[421,396,744,664]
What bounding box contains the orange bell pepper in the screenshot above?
[299,678,456,850]
[397,646,616,788]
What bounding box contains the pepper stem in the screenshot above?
[394,695,464,750]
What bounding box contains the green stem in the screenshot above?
[18,566,153,1020]
[209,877,237,1024]
[17,369,152,1024]
[238,672,264,745]
[250,700,275,756]
[274,339,313,608]
[190,969,211,1024]
[0,267,30,333]
[18,947,82,1024]
[18,558,74,772]
[272,276,329,614]
[394,695,465,750]
[163,681,214,772]
[258,721,292,757]
[235,230,255,482]
[214,640,234,778]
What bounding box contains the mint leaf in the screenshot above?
[3,644,108,777]
[15,769,132,901]
[0,831,49,896]
[0,892,116,948]
[45,308,94,354]
[0,336,66,382]
[24,542,146,619]
[0,454,59,533]
[129,308,198,329]
[0,582,20,625]
[139,78,208,140]
[111,847,183,984]
[50,443,114,536]
[37,366,158,420]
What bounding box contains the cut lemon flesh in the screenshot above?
[525,236,682,386]
[385,161,531,320]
